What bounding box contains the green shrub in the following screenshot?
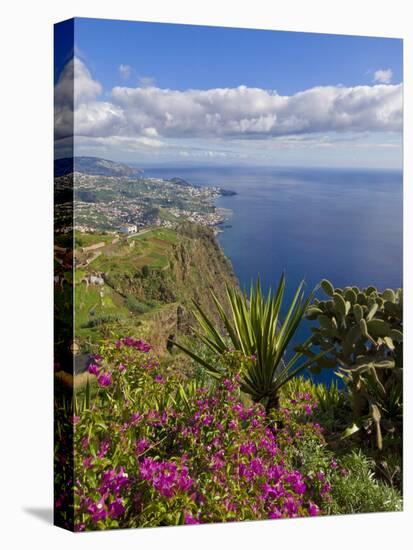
[81,314,122,328]
[125,295,151,314]
[281,377,351,434]
[328,450,402,514]
[273,390,402,515]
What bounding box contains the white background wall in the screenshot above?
[0,1,411,548]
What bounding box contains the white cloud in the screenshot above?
[119,64,132,79]
[109,82,403,138]
[374,69,393,84]
[142,127,158,137]
[55,57,103,139]
[74,101,124,138]
[55,57,102,108]
[135,136,163,147]
[55,58,403,147]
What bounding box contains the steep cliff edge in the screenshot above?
[135,223,238,353]
[71,223,238,357]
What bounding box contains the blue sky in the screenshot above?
[54,18,403,169]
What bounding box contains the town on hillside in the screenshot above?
[54,162,235,236]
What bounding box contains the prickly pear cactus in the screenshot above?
[302,280,403,449]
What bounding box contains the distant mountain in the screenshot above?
[55,156,142,177]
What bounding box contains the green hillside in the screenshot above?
[55,223,237,361]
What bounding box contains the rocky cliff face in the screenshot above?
[169,223,238,325]
[103,223,238,354]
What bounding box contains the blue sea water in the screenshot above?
[144,165,403,384]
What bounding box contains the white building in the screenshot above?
[119,224,138,234]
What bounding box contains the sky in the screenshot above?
[54,18,403,169]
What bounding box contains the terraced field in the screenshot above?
[70,228,180,345]
[74,232,116,248]
[74,284,128,329]
[88,228,176,272]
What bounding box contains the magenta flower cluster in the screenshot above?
[87,354,112,387]
[72,340,336,530]
[289,391,318,415]
[166,379,326,521]
[87,338,154,387]
[79,467,130,525]
[116,337,152,353]
[139,457,193,498]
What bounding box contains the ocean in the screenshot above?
[143,165,403,384]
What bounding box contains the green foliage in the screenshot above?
[125,295,151,314]
[272,389,402,516]
[81,314,122,328]
[174,274,329,408]
[328,450,402,514]
[74,232,114,248]
[304,280,403,449]
[282,377,351,434]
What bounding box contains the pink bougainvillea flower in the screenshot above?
[97,372,112,387]
[308,502,319,516]
[321,482,332,496]
[303,404,313,414]
[130,412,141,424]
[184,513,200,524]
[83,456,93,468]
[119,337,152,353]
[268,508,282,519]
[108,498,125,519]
[88,363,100,376]
[97,440,110,459]
[139,457,193,498]
[87,498,107,523]
[135,438,150,455]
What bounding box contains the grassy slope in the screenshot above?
[72,229,175,344]
[69,225,236,354]
[74,233,115,247]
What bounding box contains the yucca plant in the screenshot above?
[173,274,329,410]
